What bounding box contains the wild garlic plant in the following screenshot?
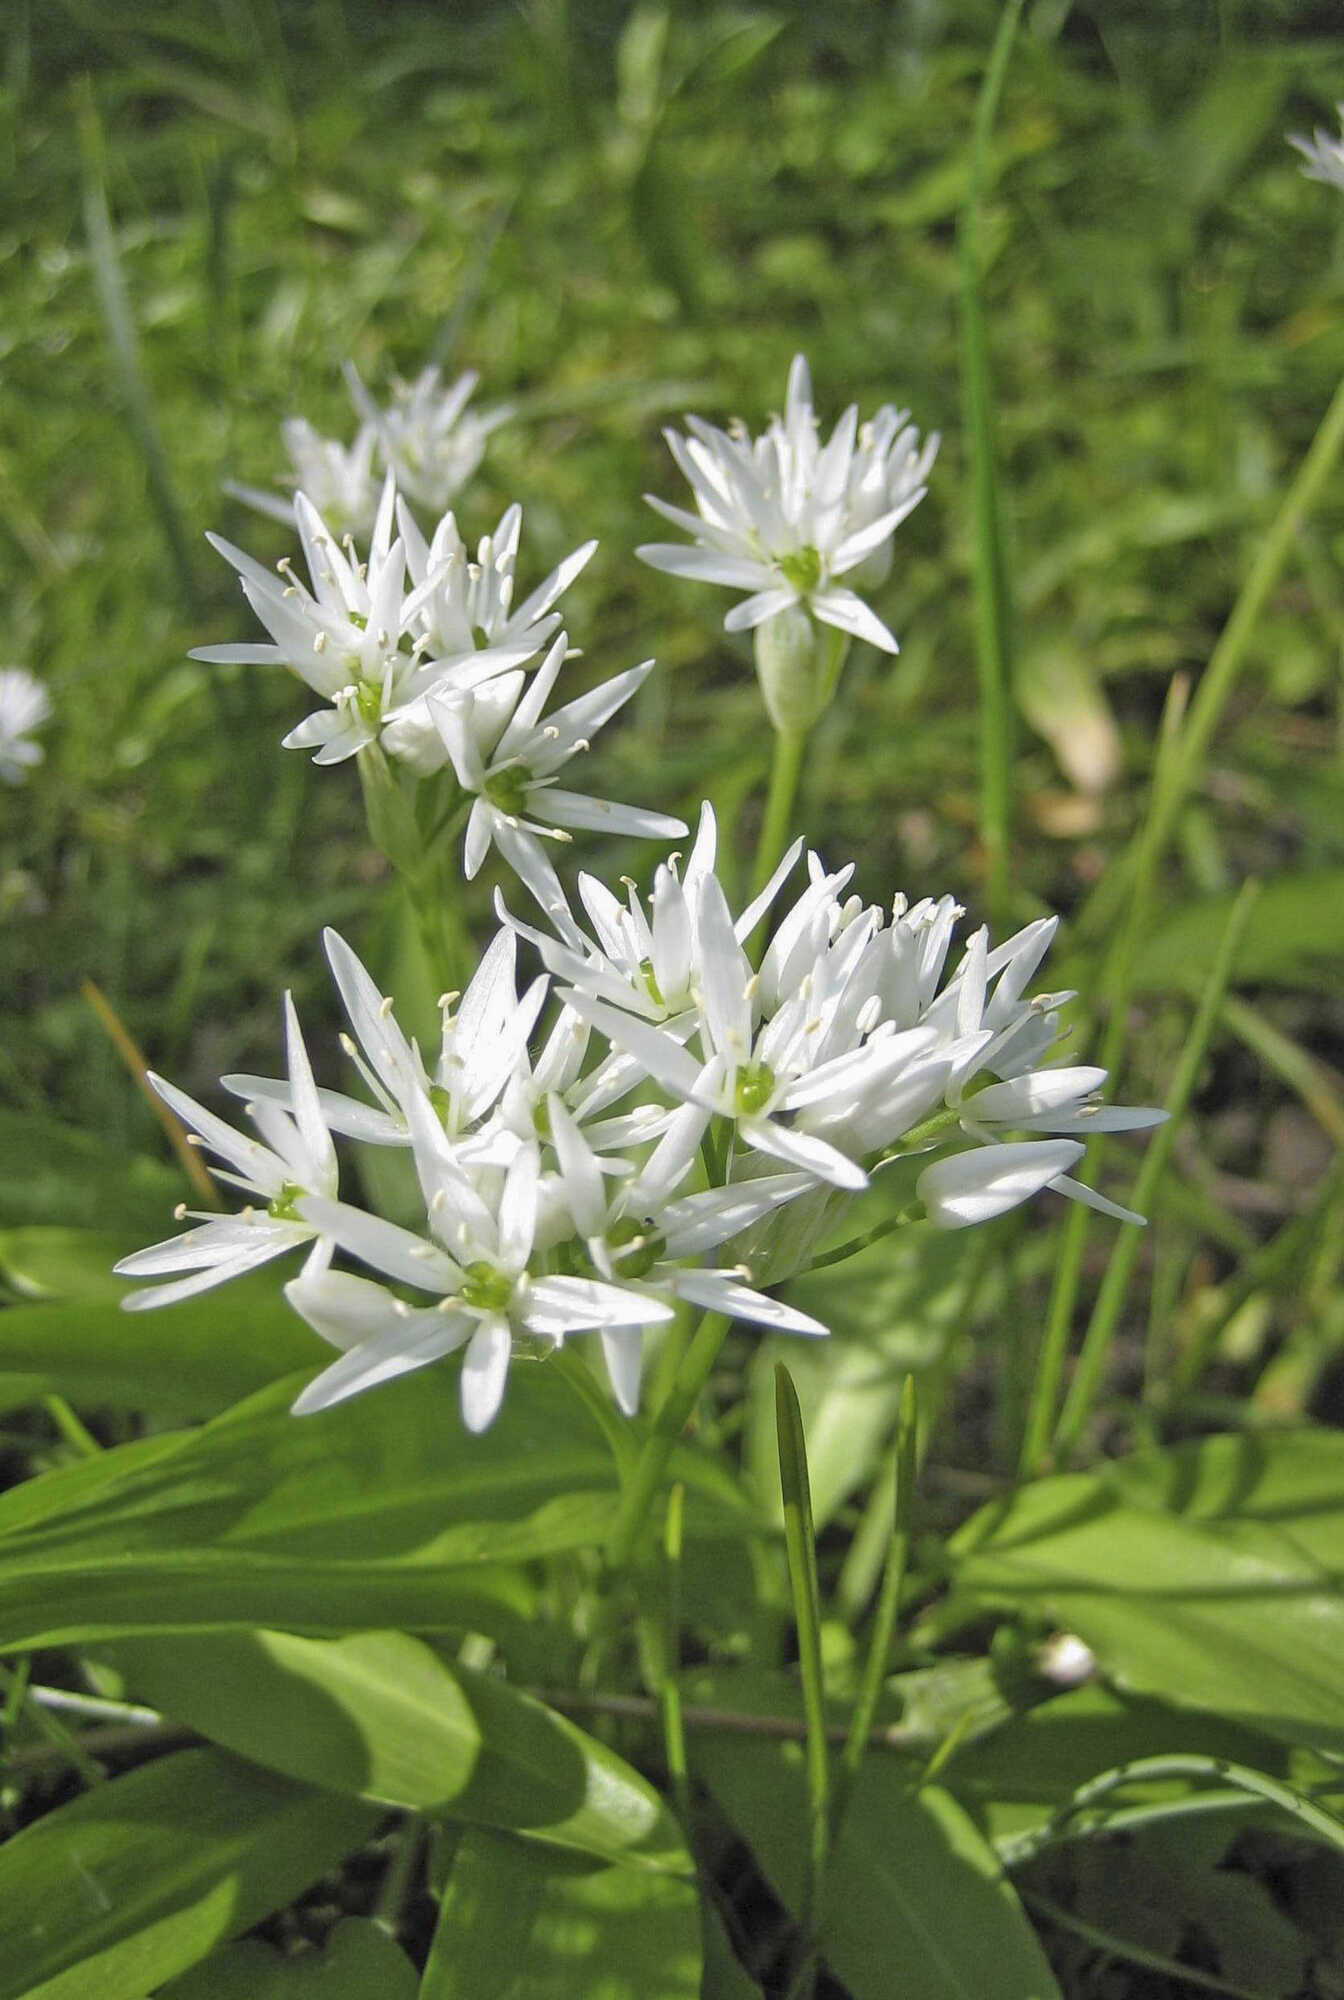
[117,356,1162,1557]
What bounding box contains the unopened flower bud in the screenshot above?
[753,607,850,736]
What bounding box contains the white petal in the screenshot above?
[291,1310,473,1415]
[539,790,687,841]
[525,1277,675,1336]
[918,1141,1085,1229]
[282,992,336,1189]
[738,1115,868,1191]
[723,586,797,632]
[297,1195,459,1291]
[599,1324,645,1415]
[673,1267,827,1336]
[810,588,899,653]
[547,1096,607,1239]
[968,1067,1108,1123]
[460,1317,512,1432]
[1048,1175,1146,1226]
[633,544,774,589]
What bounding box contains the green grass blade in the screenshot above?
[1053,879,1261,1459]
[834,1376,917,1835]
[774,1362,829,2000]
[958,0,1025,923]
[74,76,202,613]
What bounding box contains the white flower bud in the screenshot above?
[753,604,825,735]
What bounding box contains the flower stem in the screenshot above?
[752,728,807,896]
[605,1311,730,1572]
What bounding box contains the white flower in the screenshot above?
[0,668,51,785]
[115,995,337,1308]
[380,502,596,772]
[194,480,535,766]
[546,1094,822,1412]
[226,419,382,538]
[222,926,549,1151]
[345,363,509,514]
[293,1136,674,1432]
[1290,103,1344,191]
[426,633,687,923]
[637,355,937,653]
[500,801,801,1028]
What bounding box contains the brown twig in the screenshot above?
[81,978,220,1208]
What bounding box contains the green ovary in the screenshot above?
[460,1261,515,1313]
[734,1061,776,1116]
[778,546,823,594]
[353,680,383,729]
[605,1215,666,1281]
[268,1181,305,1222]
[484,764,532,818]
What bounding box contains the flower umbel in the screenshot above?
[117,817,1162,1434]
[637,355,938,655]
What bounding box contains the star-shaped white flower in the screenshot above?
[293,1129,674,1432]
[225,418,382,537]
[426,633,687,924]
[345,363,510,514]
[115,994,338,1308]
[195,479,538,766]
[637,355,937,652]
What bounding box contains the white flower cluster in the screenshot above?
[0,667,50,786]
[1290,102,1344,192]
[228,364,508,535]
[117,808,1161,1434]
[194,481,684,920]
[638,355,938,655]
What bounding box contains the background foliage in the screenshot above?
[3,0,1344,1994]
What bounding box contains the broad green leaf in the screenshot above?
[156,1921,418,1997]
[0,1284,319,1419]
[103,1630,690,1872]
[0,1227,139,1303]
[0,1110,178,1233]
[1125,871,1344,997]
[0,1366,747,1651]
[948,1430,1344,1749]
[699,1740,1061,2000]
[0,1749,378,2000]
[421,1830,702,1998]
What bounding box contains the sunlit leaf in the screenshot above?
[421,1830,701,1998]
[103,1630,690,1871]
[0,1750,377,2000]
[948,1430,1344,1749]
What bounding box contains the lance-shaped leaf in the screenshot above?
[0,1749,378,2000]
[422,1830,702,1998]
[103,1629,691,1873]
